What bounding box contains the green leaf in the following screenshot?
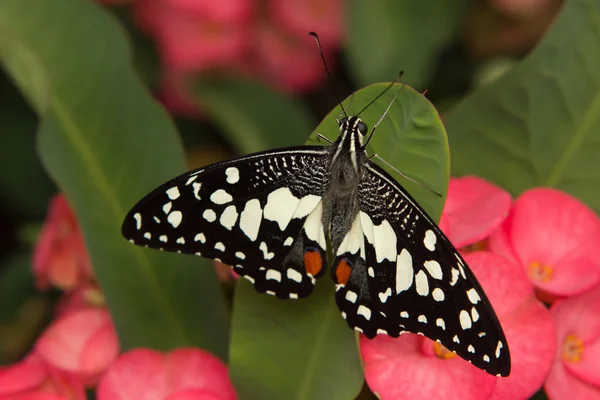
[444,0,600,213]
[346,0,466,89]
[229,84,449,399]
[0,0,229,358]
[197,79,315,153]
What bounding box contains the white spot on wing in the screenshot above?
[219,205,238,230]
[194,233,206,243]
[483,355,490,362]
[359,211,375,244]
[432,287,445,302]
[450,268,460,286]
[415,270,429,296]
[203,209,217,222]
[368,267,375,277]
[176,237,185,244]
[239,199,262,241]
[214,242,225,251]
[166,187,180,200]
[287,269,302,283]
[192,182,202,200]
[266,269,281,282]
[468,345,475,353]
[395,248,414,293]
[400,311,409,318]
[459,310,472,330]
[289,293,298,299]
[263,187,300,230]
[159,235,168,243]
[378,288,392,303]
[496,341,503,358]
[259,242,274,260]
[436,318,446,330]
[144,232,151,239]
[471,307,480,322]
[225,167,240,184]
[163,202,172,214]
[418,315,427,323]
[210,189,233,205]
[304,201,326,248]
[424,260,443,280]
[424,230,436,251]
[235,252,245,260]
[467,288,481,304]
[357,305,372,320]
[283,237,294,246]
[133,213,142,230]
[373,220,397,262]
[345,291,358,303]
[291,194,321,219]
[167,210,183,228]
[337,213,364,258]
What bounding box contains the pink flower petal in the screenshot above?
[0,394,70,400]
[269,0,343,48]
[463,251,533,315]
[545,358,600,400]
[166,389,227,400]
[439,176,512,249]
[361,334,496,400]
[168,0,252,24]
[464,252,555,399]
[508,188,600,297]
[487,214,518,263]
[163,349,236,400]
[253,26,327,93]
[551,287,600,388]
[34,309,119,383]
[97,349,169,400]
[0,358,46,395]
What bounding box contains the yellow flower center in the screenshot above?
[433,341,457,359]
[563,334,584,363]
[528,260,554,282]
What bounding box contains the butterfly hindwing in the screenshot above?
[332,161,511,377]
[121,147,331,299]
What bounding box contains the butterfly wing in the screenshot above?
[122,147,331,299]
[331,161,511,377]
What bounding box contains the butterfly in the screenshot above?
[121,92,511,377]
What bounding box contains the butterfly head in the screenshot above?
[338,116,369,148]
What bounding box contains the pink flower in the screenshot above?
[545,287,600,399]
[269,0,343,48]
[0,355,86,400]
[33,195,94,291]
[439,176,512,249]
[250,26,328,93]
[135,0,250,73]
[360,251,554,400]
[488,188,600,301]
[34,309,119,386]
[97,348,236,400]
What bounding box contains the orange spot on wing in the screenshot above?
[335,259,351,285]
[304,250,322,277]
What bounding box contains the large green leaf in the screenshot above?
[346,0,466,90]
[229,83,449,400]
[197,79,315,153]
[0,0,229,358]
[444,0,600,213]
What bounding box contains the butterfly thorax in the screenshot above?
[322,116,368,251]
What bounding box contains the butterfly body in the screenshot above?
[122,113,511,377]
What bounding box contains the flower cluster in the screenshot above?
[0,195,234,400]
[108,0,343,116]
[361,177,600,399]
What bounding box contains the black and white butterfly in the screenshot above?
[121,97,511,377]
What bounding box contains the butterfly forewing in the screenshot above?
[122,147,330,299]
[331,162,510,377]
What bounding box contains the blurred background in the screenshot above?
[0,0,562,366]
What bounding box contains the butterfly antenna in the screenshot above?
[309,32,348,119]
[362,72,404,149]
[356,71,404,118]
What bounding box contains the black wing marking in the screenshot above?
[333,162,511,377]
[122,147,330,299]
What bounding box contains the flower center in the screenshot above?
[562,334,584,363]
[528,260,554,282]
[433,341,457,359]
